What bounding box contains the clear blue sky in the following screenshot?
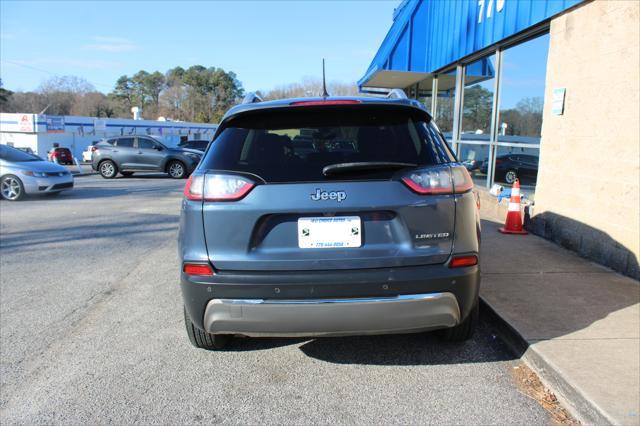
[0,0,547,109]
[0,1,398,93]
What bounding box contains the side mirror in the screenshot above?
[155,145,164,151]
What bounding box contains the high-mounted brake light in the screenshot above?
[183,262,214,276]
[184,174,254,201]
[449,255,478,268]
[401,165,473,195]
[289,100,361,106]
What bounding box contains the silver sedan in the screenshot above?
[0,145,74,201]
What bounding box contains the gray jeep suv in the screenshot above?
[92,136,202,179]
[179,95,481,350]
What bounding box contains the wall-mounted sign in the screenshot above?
[46,116,65,133]
[552,88,566,115]
[94,119,107,132]
[18,114,34,132]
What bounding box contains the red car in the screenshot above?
[48,147,74,165]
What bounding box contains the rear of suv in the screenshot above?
[179,96,480,350]
[92,136,202,179]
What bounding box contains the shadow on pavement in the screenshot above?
[525,212,639,280]
[118,173,178,179]
[219,311,517,366]
[0,216,179,251]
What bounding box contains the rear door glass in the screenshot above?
[116,138,134,148]
[137,138,157,149]
[201,106,455,183]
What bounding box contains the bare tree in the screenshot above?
[262,77,359,100]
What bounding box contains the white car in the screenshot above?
[82,141,101,162]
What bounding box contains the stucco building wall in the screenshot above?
[531,0,640,279]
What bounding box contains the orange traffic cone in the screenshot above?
[499,179,528,234]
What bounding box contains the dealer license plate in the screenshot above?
[298,216,362,249]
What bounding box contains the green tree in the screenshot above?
[462,85,493,133]
[113,75,136,108]
[165,65,243,122]
[0,79,13,109]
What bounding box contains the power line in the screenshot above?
[0,59,114,90]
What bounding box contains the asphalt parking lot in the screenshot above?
[1,174,554,424]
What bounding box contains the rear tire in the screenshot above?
[183,306,232,350]
[99,160,118,179]
[439,300,478,342]
[504,169,518,184]
[167,160,187,179]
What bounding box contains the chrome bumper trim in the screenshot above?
[203,292,460,337]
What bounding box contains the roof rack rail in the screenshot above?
[386,88,408,99]
[241,92,263,104]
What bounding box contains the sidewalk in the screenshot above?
[480,218,640,425]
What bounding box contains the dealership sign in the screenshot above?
[18,114,34,132]
[46,116,65,133]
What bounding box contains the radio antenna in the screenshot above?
[322,58,329,97]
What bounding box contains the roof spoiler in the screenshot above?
[386,89,408,99]
[241,92,263,104]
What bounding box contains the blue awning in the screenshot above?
[359,0,584,90]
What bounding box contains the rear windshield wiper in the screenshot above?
[322,162,417,177]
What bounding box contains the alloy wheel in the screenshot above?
[1,177,22,200]
[100,162,115,178]
[169,162,185,178]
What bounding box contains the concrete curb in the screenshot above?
[480,297,612,425]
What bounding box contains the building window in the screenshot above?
[434,69,457,140]
[494,33,549,193]
[459,54,496,187]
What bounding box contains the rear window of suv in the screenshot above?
[200,106,455,183]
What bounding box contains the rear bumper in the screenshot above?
[181,262,480,335]
[203,293,460,337]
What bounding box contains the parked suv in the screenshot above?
[92,136,202,179]
[48,147,74,165]
[179,95,481,350]
[178,139,210,152]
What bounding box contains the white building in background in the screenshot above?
[0,113,218,159]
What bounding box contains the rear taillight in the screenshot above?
[184,174,255,201]
[402,168,452,194]
[401,165,473,195]
[449,255,478,268]
[290,100,361,106]
[183,262,214,276]
[91,146,98,152]
[451,166,474,193]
